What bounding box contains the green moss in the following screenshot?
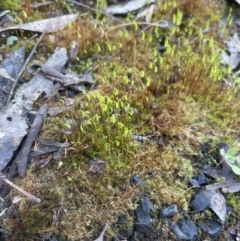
[0,0,21,11]
[4,181,61,241]
[4,0,240,240]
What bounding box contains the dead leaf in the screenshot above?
[0,14,78,33]
[205,179,240,192]
[39,63,66,79]
[38,139,70,148]
[30,1,53,8]
[222,32,240,69]
[12,195,22,204]
[64,70,94,86]
[202,143,235,181]
[105,0,156,15]
[0,68,15,82]
[202,164,235,181]
[222,185,240,193]
[47,106,71,116]
[16,47,68,102]
[93,223,109,241]
[0,11,14,28]
[57,161,63,170]
[0,208,8,216]
[69,40,79,62]
[47,98,75,116]
[202,189,227,222]
[228,224,240,236]
[1,44,26,79]
[0,48,67,171]
[0,10,10,18]
[88,158,106,174]
[30,146,59,159]
[0,112,28,171]
[136,4,157,23]
[38,154,52,169]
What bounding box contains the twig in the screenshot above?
[6,32,45,108]
[65,0,123,24]
[0,172,41,203]
[104,20,169,32]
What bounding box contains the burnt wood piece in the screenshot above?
[16,104,49,177]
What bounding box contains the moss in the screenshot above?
[3,0,240,240]
[225,193,240,228]
[0,0,21,11]
[4,175,61,241]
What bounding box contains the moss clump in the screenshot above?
[0,0,21,11]
[4,195,58,241]
[3,169,62,241]
[226,192,240,224]
[4,0,240,240]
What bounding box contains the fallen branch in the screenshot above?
[0,172,41,203]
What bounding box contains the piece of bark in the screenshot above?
[0,47,68,172]
[16,104,49,177]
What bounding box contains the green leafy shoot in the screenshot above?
[6,36,18,46]
[220,147,240,175]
